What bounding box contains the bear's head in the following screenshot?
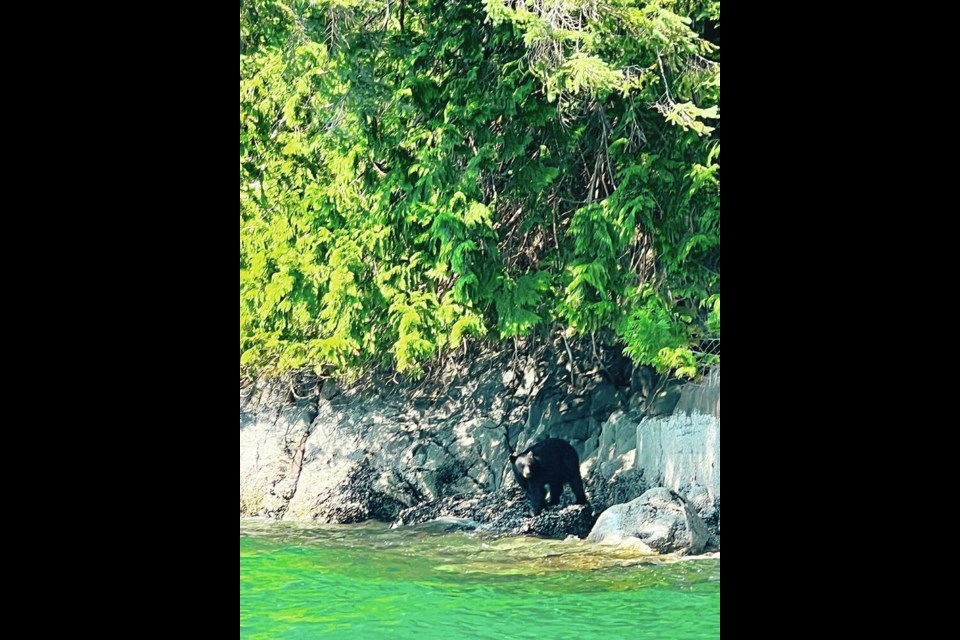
[510,452,535,479]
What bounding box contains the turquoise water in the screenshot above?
[240,521,720,639]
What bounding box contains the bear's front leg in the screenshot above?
[528,484,546,516]
[547,482,563,506]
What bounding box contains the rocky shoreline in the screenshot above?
[240,343,719,555]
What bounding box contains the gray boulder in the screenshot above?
[587,488,710,555]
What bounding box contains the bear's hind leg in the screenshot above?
[570,474,588,505]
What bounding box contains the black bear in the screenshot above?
[510,438,588,516]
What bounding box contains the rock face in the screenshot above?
[239,381,318,517]
[636,369,721,532]
[587,488,711,555]
[240,343,720,544]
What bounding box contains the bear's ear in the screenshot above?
[509,454,518,463]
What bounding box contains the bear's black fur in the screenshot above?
[510,438,588,516]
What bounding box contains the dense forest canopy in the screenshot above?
[240,0,720,380]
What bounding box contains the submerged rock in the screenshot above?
[406,516,485,534]
[587,488,711,555]
[394,487,597,539]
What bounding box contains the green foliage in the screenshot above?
[240,0,720,379]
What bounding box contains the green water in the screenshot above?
[240,521,720,640]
